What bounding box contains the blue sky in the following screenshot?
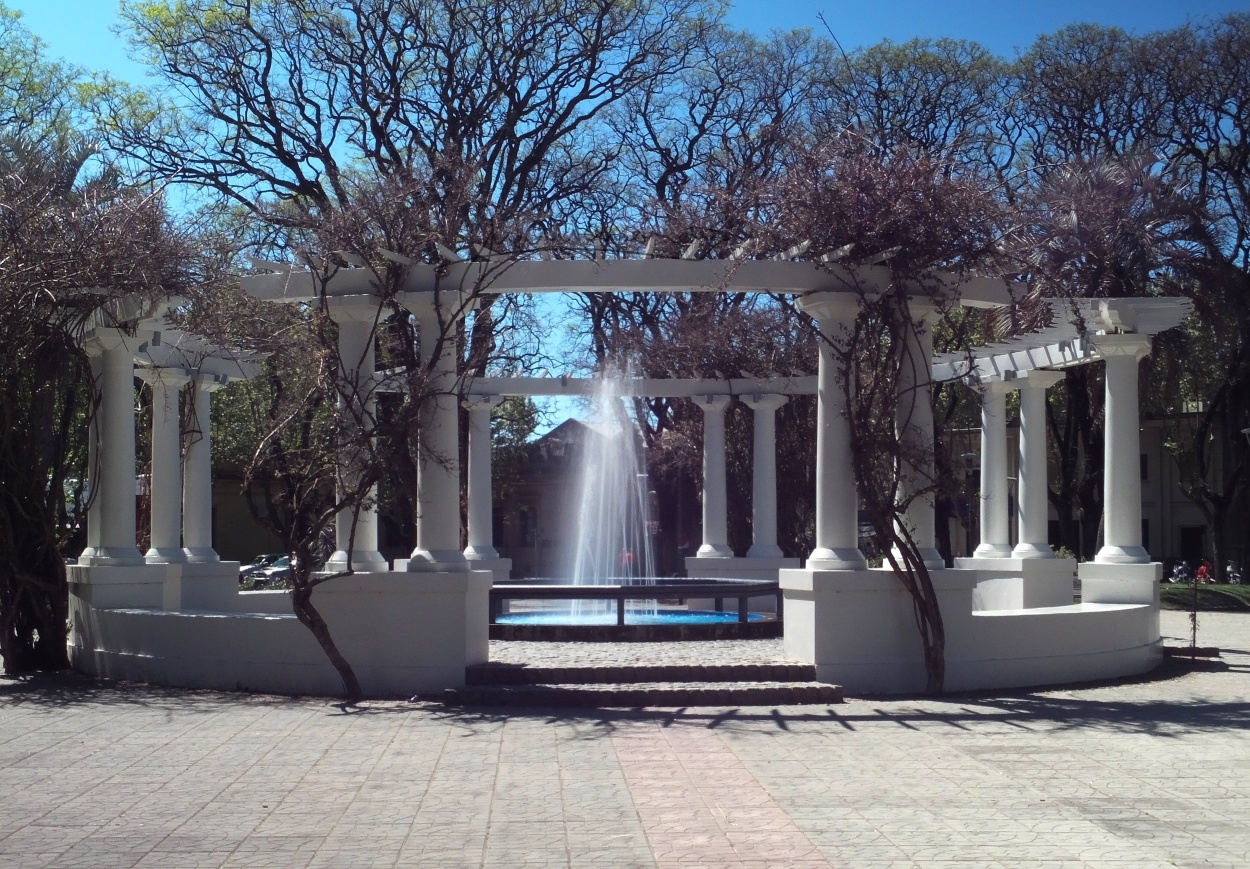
[7,0,1250,81]
[9,0,1247,430]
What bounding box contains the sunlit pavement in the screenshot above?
[1,610,1247,868]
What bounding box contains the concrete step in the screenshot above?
[444,681,843,708]
[465,662,817,686]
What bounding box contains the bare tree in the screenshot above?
[1153,13,1250,576]
[0,135,197,672]
[1007,154,1199,557]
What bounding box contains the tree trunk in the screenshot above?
[290,584,362,702]
[884,538,946,695]
[1210,500,1226,581]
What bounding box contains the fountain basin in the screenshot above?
[489,577,782,641]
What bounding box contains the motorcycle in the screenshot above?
[1227,561,1243,585]
[1167,561,1192,584]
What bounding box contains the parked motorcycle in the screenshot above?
[1227,561,1243,585]
[1167,561,1192,584]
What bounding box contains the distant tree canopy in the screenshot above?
[101,2,1250,573]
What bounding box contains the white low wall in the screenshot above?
[955,556,1078,610]
[781,563,1162,694]
[69,564,491,698]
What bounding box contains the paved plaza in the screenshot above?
[1,610,1248,869]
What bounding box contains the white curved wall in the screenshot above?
[69,565,491,698]
[782,563,1162,694]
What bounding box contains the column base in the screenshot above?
[182,548,220,564]
[973,543,1014,558]
[1012,542,1055,559]
[805,547,867,571]
[67,563,171,608]
[892,546,945,571]
[145,547,188,564]
[1095,545,1151,565]
[1080,560,1161,605]
[78,547,145,567]
[955,557,1077,609]
[325,550,390,573]
[176,561,243,611]
[696,544,734,558]
[463,556,512,581]
[464,545,501,560]
[398,551,469,572]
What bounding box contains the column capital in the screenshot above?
[190,372,229,393]
[396,288,475,320]
[462,394,505,412]
[974,375,1015,395]
[893,292,945,323]
[1092,334,1152,360]
[1013,369,1065,390]
[741,393,788,413]
[797,291,860,323]
[81,326,137,355]
[692,394,731,412]
[136,367,191,388]
[324,295,386,323]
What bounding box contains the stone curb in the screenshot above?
[443,682,844,707]
[465,662,816,685]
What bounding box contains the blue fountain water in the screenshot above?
[497,610,765,626]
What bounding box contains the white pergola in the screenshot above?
[935,298,1192,565]
[242,256,1013,578]
[77,305,264,570]
[65,255,1191,698]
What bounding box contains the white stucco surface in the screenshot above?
[69,567,491,698]
[782,564,1162,694]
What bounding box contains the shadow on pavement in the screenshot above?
[4,653,1247,738]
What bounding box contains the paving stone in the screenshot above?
[0,611,1248,868]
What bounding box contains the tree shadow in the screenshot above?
[3,653,1247,742]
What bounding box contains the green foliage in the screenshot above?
[1160,585,1250,611]
[491,396,542,450]
[490,395,545,511]
[0,2,82,143]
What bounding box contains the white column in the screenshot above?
[80,352,103,562]
[81,329,143,566]
[693,394,733,557]
[742,394,787,559]
[409,305,465,565]
[327,311,387,572]
[1095,336,1152,564]
[139,368,190,563]
[798,293,865,570]
[894,301,943,569]
[463,395,503,560]
[973,378,1013,558]
[1014,370,1064,558]
[183,374,223,563]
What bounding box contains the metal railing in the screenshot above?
[489,578,781,625]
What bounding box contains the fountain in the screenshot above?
[491,368,781,640]
[566,371,656,619]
